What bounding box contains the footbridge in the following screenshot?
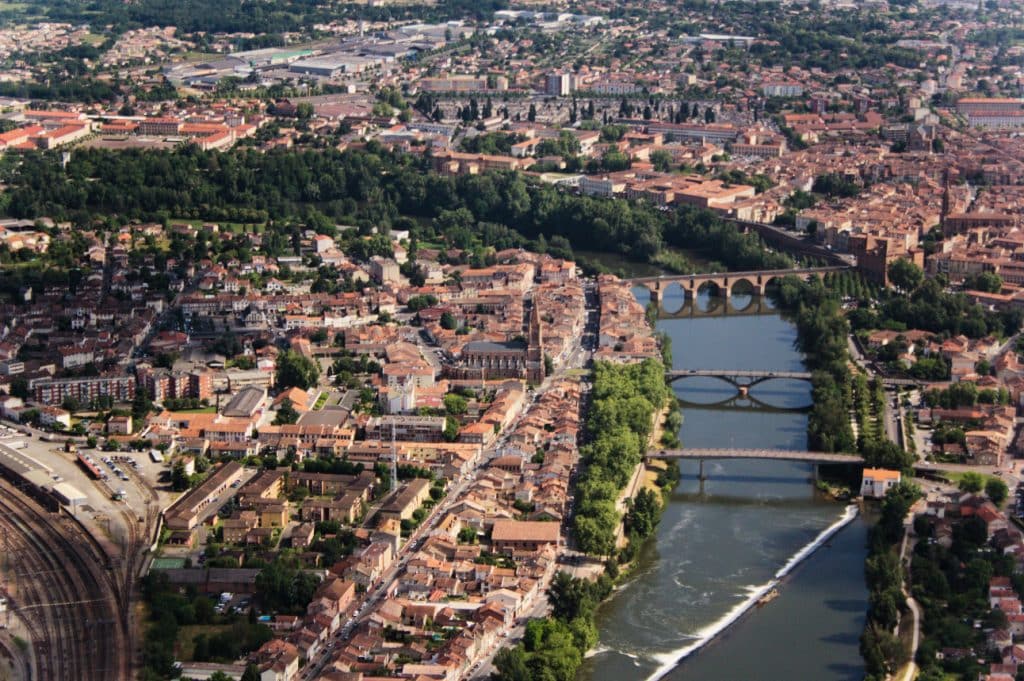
[666,369,813,388]
[629,266,850,306]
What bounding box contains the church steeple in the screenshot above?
[526,303,544,382]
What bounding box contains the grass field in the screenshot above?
[175,624,233,661]
[171,217,265,234]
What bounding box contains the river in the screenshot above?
[578,288,868,681]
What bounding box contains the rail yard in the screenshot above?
[0,430,146,681]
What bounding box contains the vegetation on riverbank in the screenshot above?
[771,276,916,471]
[771,276,857,453]
[493,572,612,681]
[572,358,670,556]
[861,481,920,680]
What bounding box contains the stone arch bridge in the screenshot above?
[629,266,850,306]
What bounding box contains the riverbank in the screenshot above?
[645,504,860,681]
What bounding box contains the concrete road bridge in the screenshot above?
[648,448,863,464]
[647,447,864,479]
[629,266,850,306]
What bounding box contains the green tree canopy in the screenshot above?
[275,350,320,390]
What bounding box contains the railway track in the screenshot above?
[0,480,129,680]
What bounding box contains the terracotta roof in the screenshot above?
[490,519,560,543]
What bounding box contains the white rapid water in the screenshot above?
[642,504,860,681]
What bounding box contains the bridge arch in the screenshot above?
[695,280,721,299]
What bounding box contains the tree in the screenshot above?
[650,149,674,173]
[132,389,154,422]
[443,393,467,415]
[493,646,530,681]
[440,311,457,330]
[171,461,190,492]
[958,471,984,493]
[965,271,1003,293]
[273,397,299,425]
[241,664,261,681]
[275,351,320,390]
[443,416,459,442]
[887,259,924,293]
[986,477,1009,506]
[527,104,536,122]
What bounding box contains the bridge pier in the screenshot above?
[812,463,818,483]
[699,458,705,481]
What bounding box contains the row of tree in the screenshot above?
[861,482,920,680]
[573,359,669,556]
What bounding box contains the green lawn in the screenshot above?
[312,391,329,410]
[941,470,1006,496]
[172,406,217,414]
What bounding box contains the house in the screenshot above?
[107,414,132,435]
[249,639,300,681]
[490,519,561,553]
[860,468,901,498]
[39,406,72,429]
[307,577,356,620]
[291,522,315,549]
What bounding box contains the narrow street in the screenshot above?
[303,277,600,680]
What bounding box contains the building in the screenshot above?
[221,386,267,418]
[861,468,901,498]
[957,98,1024,115]
[420,75,507,92]
[545,72,572,97]
[33,375,136,405]
[163,461,245,534]
[451,305,545,383]
[249,639,300,681]
[644,122,739,144]
[106,414,132,435]
[762,82,804,98]
[365,415,446,442]
[368,256,401,284]
[38,406,71,429]
[490,519,561,553]
[379,478,432,521]
[136,117,182,136]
